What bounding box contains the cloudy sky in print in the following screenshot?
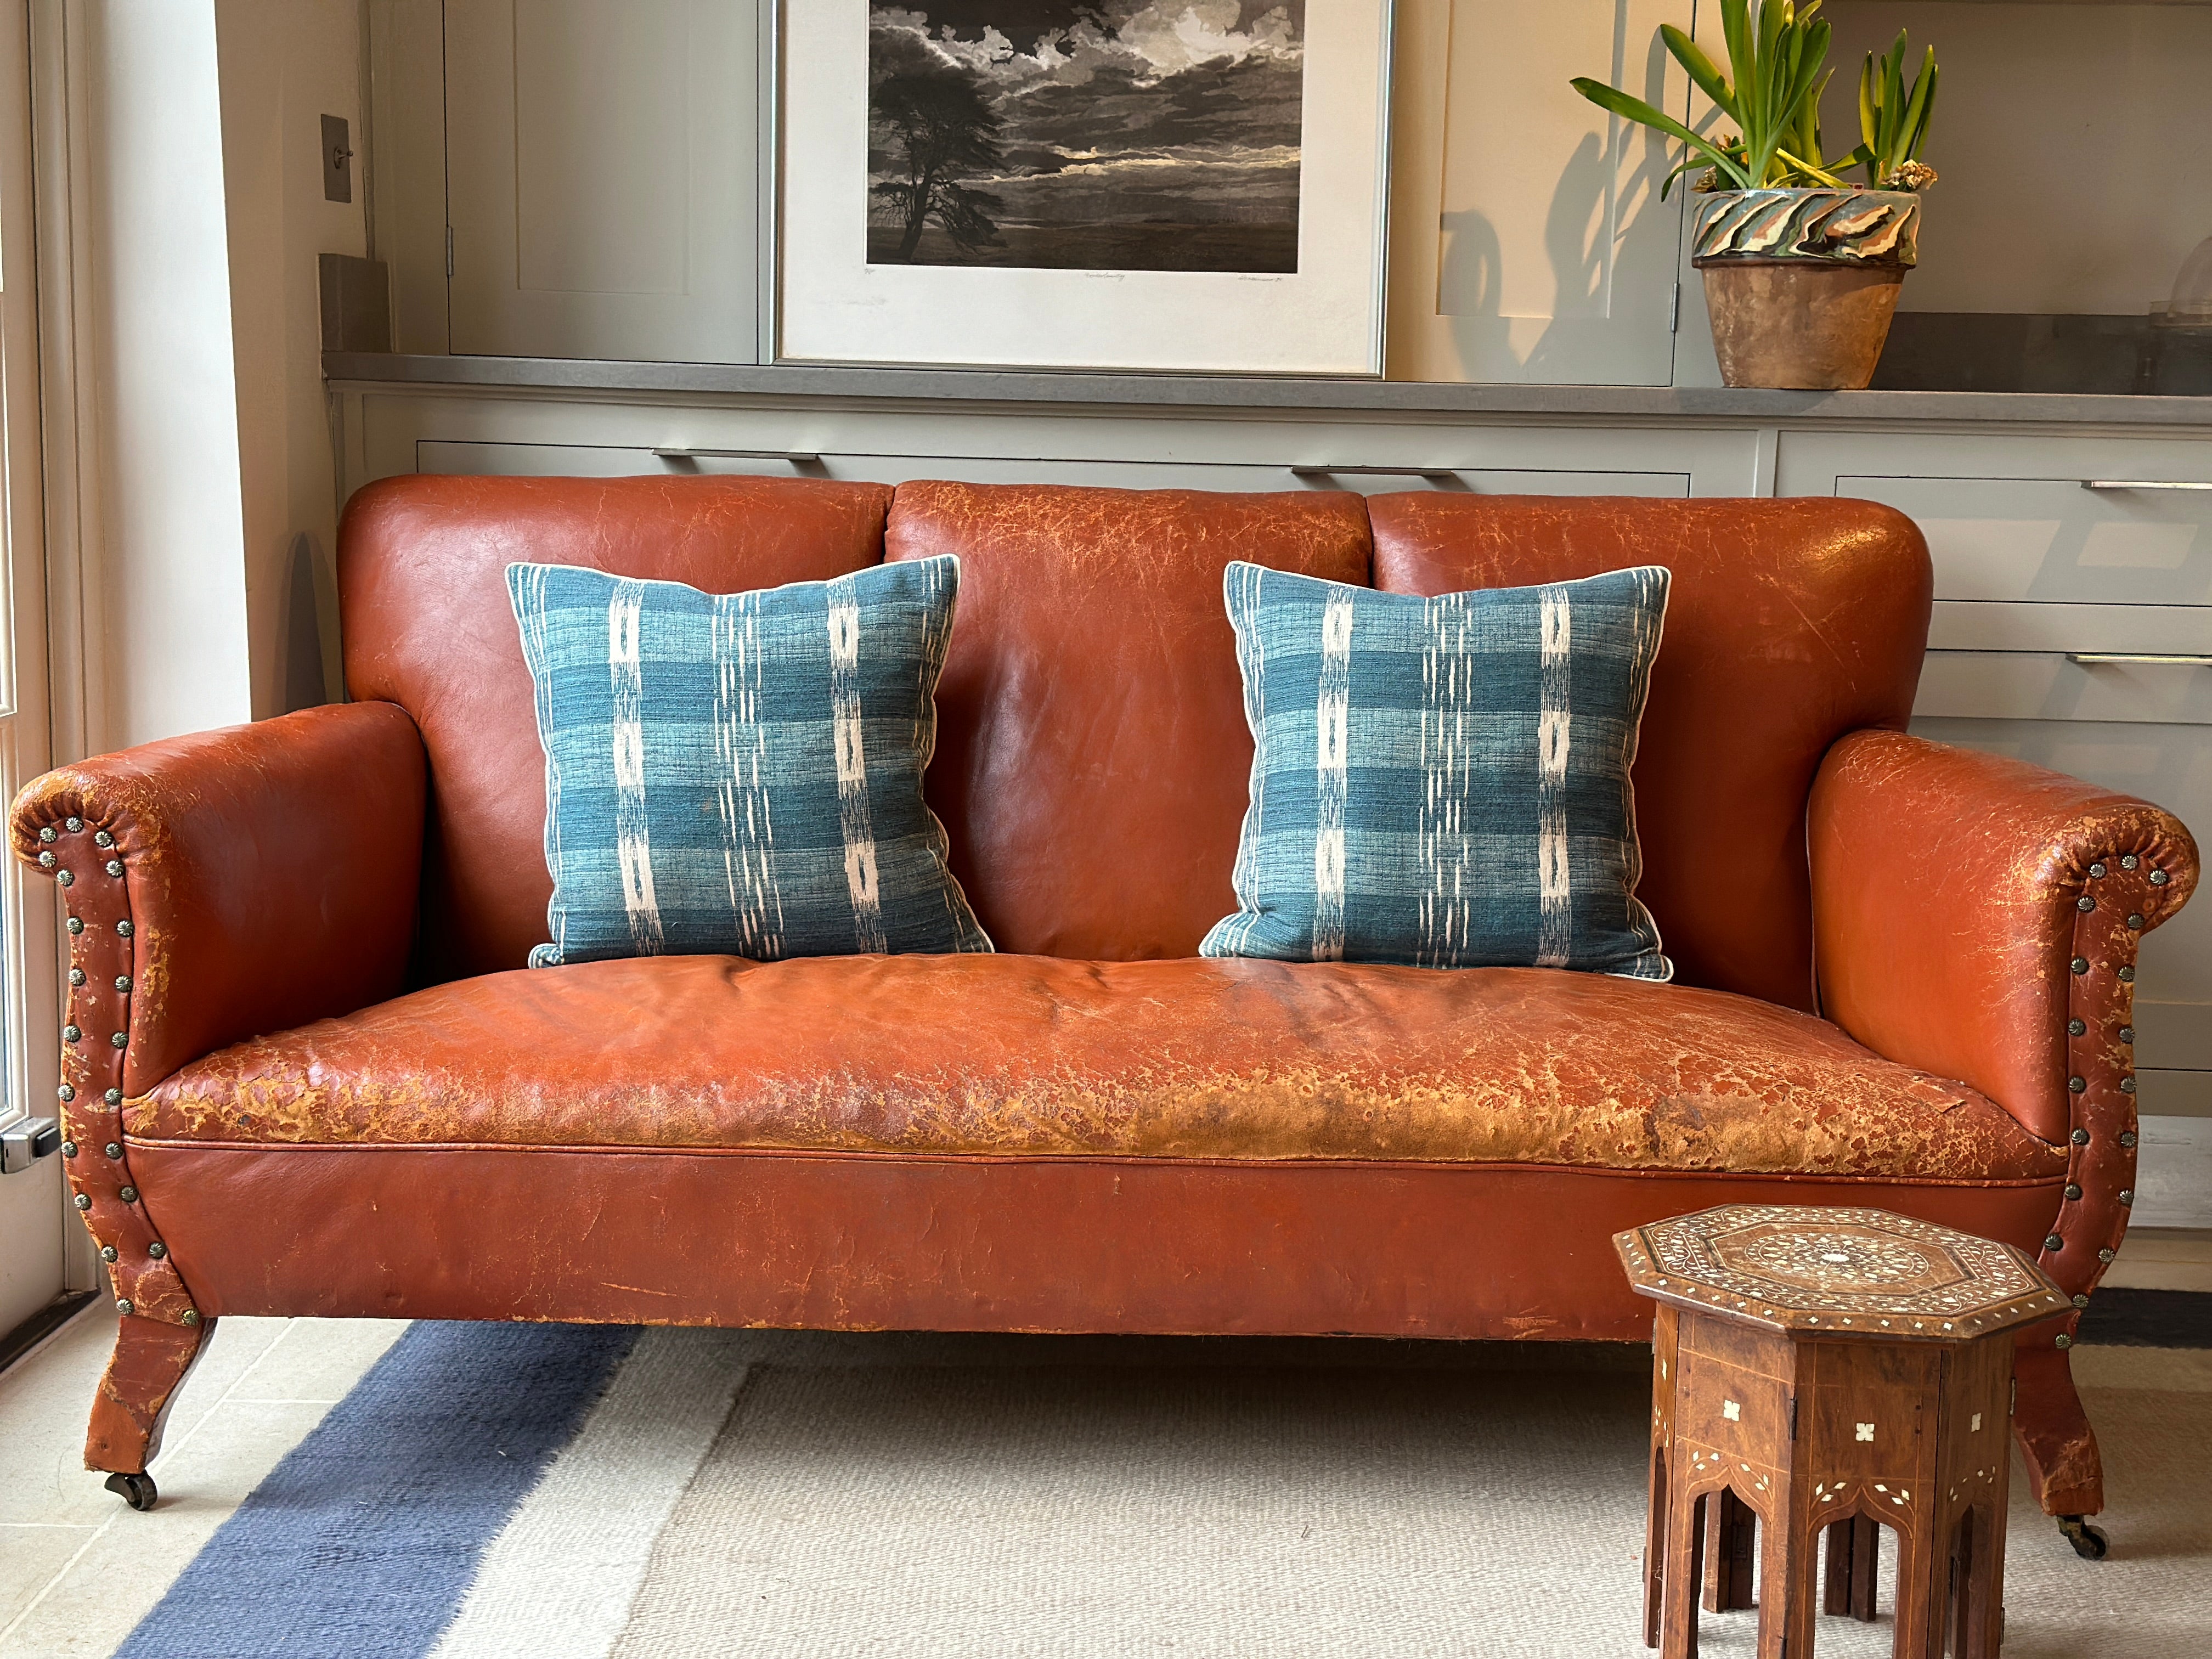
[867,3,1306,272]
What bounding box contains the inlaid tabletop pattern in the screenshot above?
[1616,1204,2068,1339]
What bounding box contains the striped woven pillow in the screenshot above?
[1200,561,1672,977]
[506,556,990,966]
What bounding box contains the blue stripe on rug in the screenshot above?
[115,1321,637,1659]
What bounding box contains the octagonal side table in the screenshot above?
[1617,1204,2070,1659]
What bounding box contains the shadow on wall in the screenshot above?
[284,531,331,713]
[1434,25,1677,379]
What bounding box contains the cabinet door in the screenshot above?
[443,0,759,362]
[1387,0,1692,385]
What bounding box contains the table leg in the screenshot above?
[1755,1493,1815,1659]
[1644,1442,1668,1649]
[1822,1514,1878,1620]
[1703,1488,1757,1612]
[1662,1489,1708,1659]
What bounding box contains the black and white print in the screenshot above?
[867,3,1306,273]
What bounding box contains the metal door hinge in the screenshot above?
[445,225,455,279]
[1,1116,61,1175]
[1669,283,1681,333]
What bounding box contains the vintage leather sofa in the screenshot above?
[15,476,2196,1530]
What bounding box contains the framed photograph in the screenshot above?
[776,3,1392,376]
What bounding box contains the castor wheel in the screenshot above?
[2057,1514,2108,1559]
[104,1471,157,1511]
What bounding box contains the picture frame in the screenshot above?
[774,2,1393,377]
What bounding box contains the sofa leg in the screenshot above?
[2012,1344,2104,1521]
[86,1314,215,1502]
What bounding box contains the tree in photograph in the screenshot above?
[869,43,1007,261]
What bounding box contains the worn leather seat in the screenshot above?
[138,955,2061,1182]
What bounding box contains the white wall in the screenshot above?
[215,0,366,716]
[1825,3,2212,317]
[59,0,365,755]
[71,0,255,749]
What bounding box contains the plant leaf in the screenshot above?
[1662,24,1736,121]
[1568,77,1752,188]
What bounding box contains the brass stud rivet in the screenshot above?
[2045,1234,2064,1252]
[2088,862,2107,878]
[63,1024,80,1043]
[2072,1128,2091,1146]
[69,968,84,986]
[2119,1026,2135,1043]
[109,1032,126,1049]
[74,1193,91,1210]
[37,825,54,843]
[146,1241,166,1260]
[2068,1076,2086,1093]
[2120,1131,2138,1149]
[60,1141,76,1158]
[55,870,71,888]
[2055,1333,2073,1350]
[104,1088,121,1105]
[2099,1248,2116,1263]
[103,1142,120,1158]
[115,976,131,992]
[104,860,122,878]
[2065,1183,2082,1200]
[64,817,81,833]
[181,1310,200,1327]
[2070,957,2089,974]
[2068,1019,2086,1036]
[93,830,112,848]
[58,1083,74,1101]
[2073,1293,2090,1309]
[115,920,132,938]
[2119,1189,2135,1206]
[99,1245,117,1263]
[117,1185,137,1204]
[2150,868,2169,886]
[66,917,82,935]
[2119,966,2134,983]
[2120,1077,2136,1094]
[115,1297,132,1316]
[2121,855,2139,870]
[36,850,54,868]
[2128,914,2144,930]
[2077,896,2095,912]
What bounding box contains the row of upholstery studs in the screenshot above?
[37,816,183,1321]
[2051,855,2162,1350]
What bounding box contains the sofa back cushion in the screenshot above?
[887,482,1373,960]
[341,473,892,980]
[1369,495,1931,1011]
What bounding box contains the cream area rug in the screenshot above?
[92,1328,2212,1658]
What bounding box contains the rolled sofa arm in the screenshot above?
[8,701,427,1325]
[1809,729,2198,1304]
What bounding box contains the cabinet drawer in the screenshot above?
[1916,652,2212,725]
[1910,716,2210,1081]
[1927,602,2212,655]
[1842,475,2212,607]
[415,441,1690,498]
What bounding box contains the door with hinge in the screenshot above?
[442,0,761,362]
[1388,0,1695,385]
[0,0,66,1344]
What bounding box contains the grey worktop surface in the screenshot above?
[324,352,2212,428]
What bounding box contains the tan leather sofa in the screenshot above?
[13,476,2196,1531]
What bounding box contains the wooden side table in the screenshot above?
[1616,1205,2070,1659]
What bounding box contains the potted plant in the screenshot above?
[1572,2,1938,390]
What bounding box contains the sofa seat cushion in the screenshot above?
[135,957,2063,1183]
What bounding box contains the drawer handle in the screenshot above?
[2080,479,2212,492]
[654,448,822,465]
[1290,465,1462,479]
[2066,652,2212,667]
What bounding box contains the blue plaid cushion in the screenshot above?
[507,556,990,965]
[1200,562,1672,977]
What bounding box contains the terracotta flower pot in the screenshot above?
[1691,188,1921,390]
